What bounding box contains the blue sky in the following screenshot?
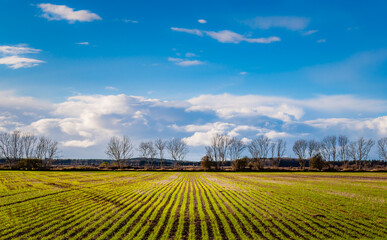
[0,0,386,159]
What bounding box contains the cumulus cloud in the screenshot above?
[198,19,207,24]
[76,42,89,45]
[171,27,280,44]
[186,93,387,121]
[0,91,386,158]
[317,39,326,43]
[37,3,101,23]
[245,16,310,31]
[304,116,387,137]
[187,93,304,121]
[177,122,292,147]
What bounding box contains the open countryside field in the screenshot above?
[0,171,386,240]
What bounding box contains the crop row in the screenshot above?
[0,171,385,239]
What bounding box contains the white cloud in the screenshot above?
[176,122,236,146]
[76,42,89,45]
[304,116,387,136]
[187,93,304,121]
[0,45,44,69]
[178,122,292,147]
[0,56,44,69]
[302,30,318,36]
[265,130,291,139]
[186,94,387,122]
[168,57,204,66]
[0,45,41,55]
[0,91,386,158]
[37,3,101,23]
[185,52,197,57]
[317,39,326,43]
[123,19,138,23]
[245,16,310,31]
[168,57,183,62]
[171,27,280,44]
[171,27,203,36]
[198,19,207,24]
[240,72,247,75]
[105,86,118,91]
[62,139,96,148]
[176,60,204,66]
[205,30,280,44]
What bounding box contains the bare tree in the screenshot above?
[121,136,134,165]
[205,146,213,159]
[338,135,349,163]
[138,141,158,168]
[0,131,58,168]
[293,139,307,169]
[307,139,320,159]
[218,134,229,169]
[275,139,286,167]
[248,138,260,168]
[207,134,227,169]
[46,138,58,165]
[248,136,270,169]
[270,142,276,159]
[320,136,337,162]
[22,133,37,159]
[257,136,270,160]
[105,136,134,168]
[35,136,58,167]
[138,141,154,166]
[0,132,12,167]
[36,136,48,161]
[228,137,245,161]
[10,130,23,162]
[347,137,375,168]
[155,138,166,168]
[378,137,387,161]
[167,138,189,168]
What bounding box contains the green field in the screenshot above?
[0,171,386,240]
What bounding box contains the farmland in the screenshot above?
[0,171,386,239]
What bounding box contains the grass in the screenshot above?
[0,171,386,239]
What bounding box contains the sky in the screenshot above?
[0,0,386,160]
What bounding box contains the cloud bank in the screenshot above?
[0,91,385,159]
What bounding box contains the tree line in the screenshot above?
[201,134,387,170]
[1,129,386,171]
[105,136,189,169]
[0,130,59,169]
